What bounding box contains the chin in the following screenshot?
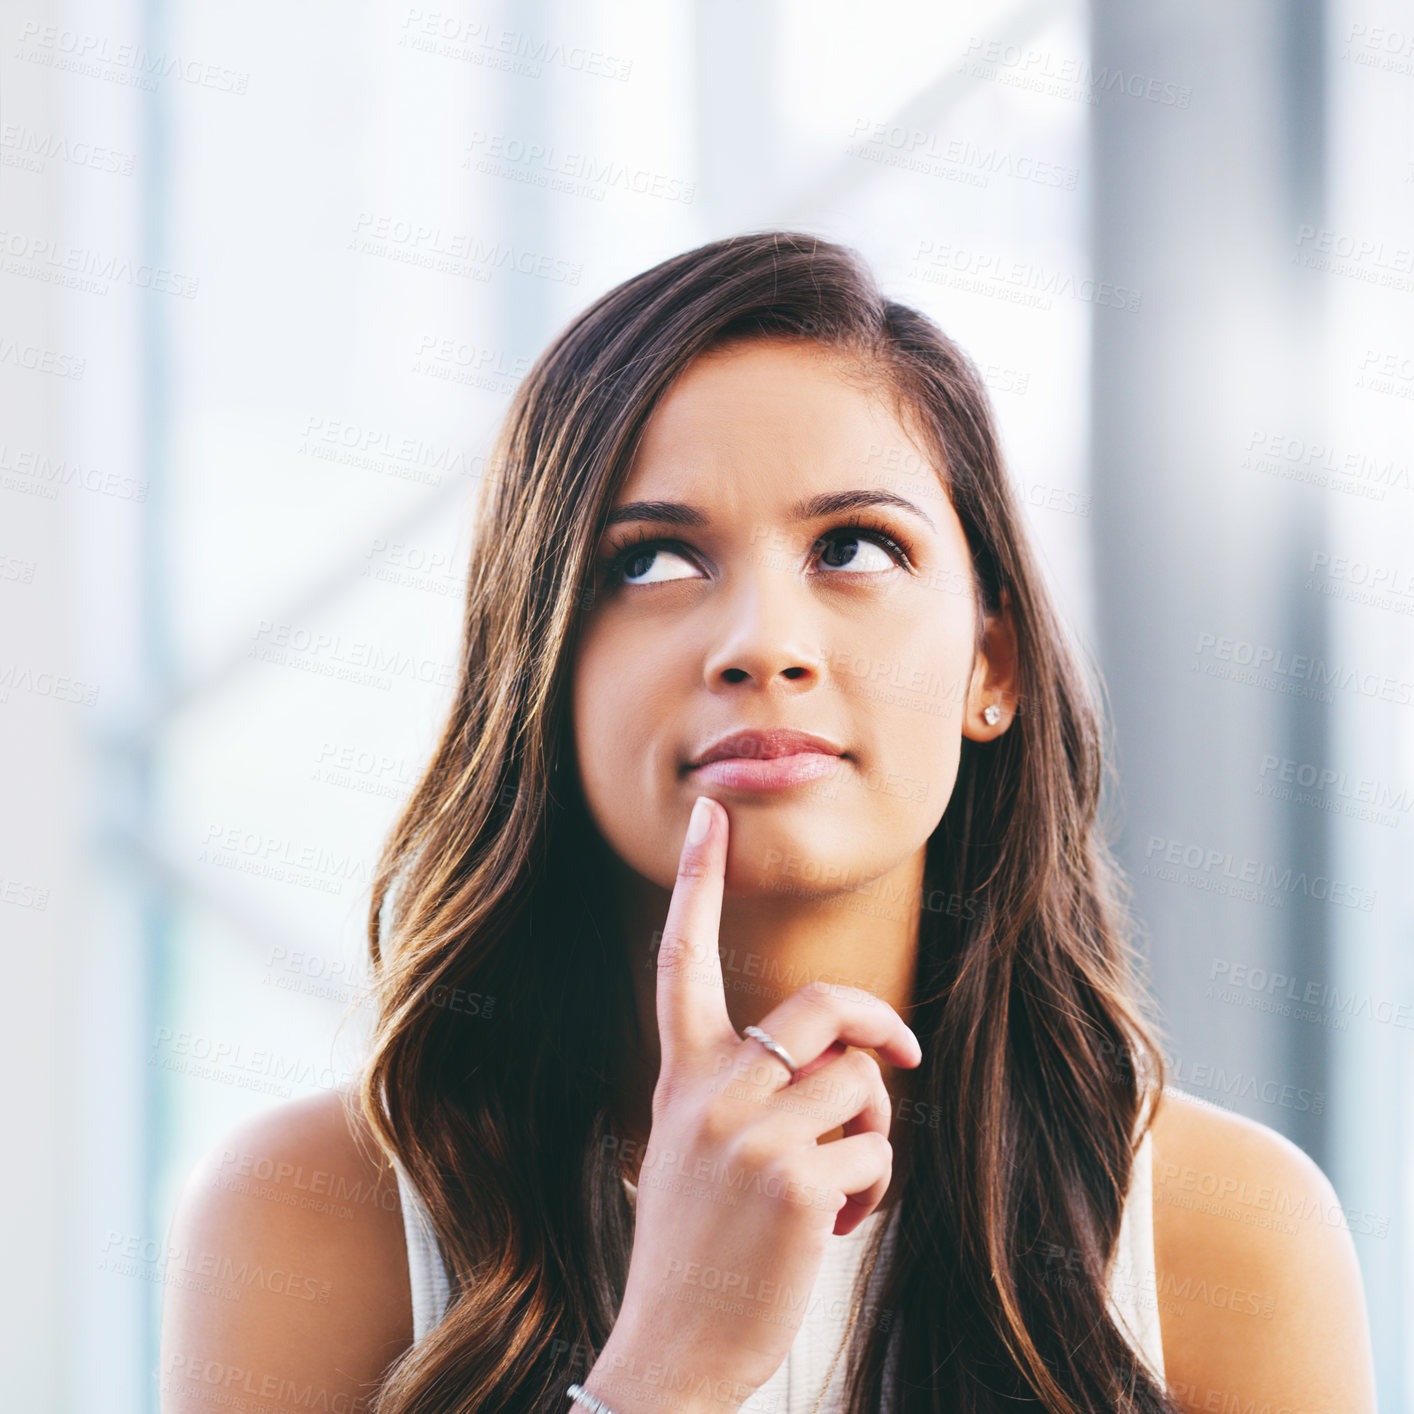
[721,813,854,894]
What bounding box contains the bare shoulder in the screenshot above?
[1148,1085,1376,1413]
[158,1086,414,1413]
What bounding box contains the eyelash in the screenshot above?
[598,514,915,588]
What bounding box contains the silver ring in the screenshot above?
[742,1024,800,1078]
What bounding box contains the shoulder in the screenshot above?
[158,1086,414,1413]
[1147,1085,1376,1412]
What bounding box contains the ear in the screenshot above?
[962,592,1019,741]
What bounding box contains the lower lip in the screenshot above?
[688,753,845,791]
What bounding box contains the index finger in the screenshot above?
[655,794,735,1070]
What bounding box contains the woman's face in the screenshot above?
[570,337,1012,900]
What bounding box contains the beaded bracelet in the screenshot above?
[566,1382,618,1414]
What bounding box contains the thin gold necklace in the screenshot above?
[809,1231,882,1414]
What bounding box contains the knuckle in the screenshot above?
[836,1073,875,1115]
[835,1052,882,1108]
[839,982,877,1009]
[798,977,839,1016]
[650,1068,689,1120]
[696,1096,737,1150]
[806,1053,874,1114]
[728,1127,779,1176]
[820,977,875,1009]
[655,932,710,975]
[655,929,694,959]
[770,1153,813,1197]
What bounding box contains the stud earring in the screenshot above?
[983,703,1001,726]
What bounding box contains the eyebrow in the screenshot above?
[601,487,937,533]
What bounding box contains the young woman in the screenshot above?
[160,231,1376,1414]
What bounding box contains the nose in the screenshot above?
[699,571,826,692]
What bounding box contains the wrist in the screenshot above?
[578,1328,747,1414]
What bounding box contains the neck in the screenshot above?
[605,844,926,1213]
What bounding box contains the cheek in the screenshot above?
[572,636,629,801]
[836,597,972,817]
[570,625,677,857]
[836,584,974,708]
[846,712,961,837]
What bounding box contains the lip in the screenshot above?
[685,728,848,793]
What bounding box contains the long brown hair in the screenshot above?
[353,229,1179,1413]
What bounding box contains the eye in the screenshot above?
[811,520,911,575]
[596,516,913,592]
[601,537,703,588]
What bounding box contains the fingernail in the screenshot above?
[686,795,712,845]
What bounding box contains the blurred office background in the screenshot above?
[3,0,1410,1408]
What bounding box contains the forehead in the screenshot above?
[618,339,937,504]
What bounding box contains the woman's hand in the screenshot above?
[585,794,922,1414]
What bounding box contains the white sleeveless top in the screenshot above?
[394,1099,1166,1408]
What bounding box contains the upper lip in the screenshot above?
[688,728,847,769]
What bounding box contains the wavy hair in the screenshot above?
[353,229,1179,1414]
